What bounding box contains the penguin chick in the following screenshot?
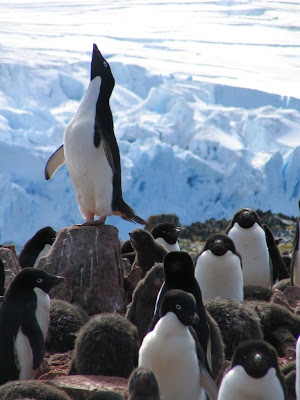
[130,229,168,277]
[0,267,65,384]
[195,233,243,301]
[204,297,263,360]
[281,361,296,400]
[121,223,180,265]
[149,251,225,380]
[87,391,125,400]
[0,380,72,400]
[139,289,218,400]
[128,367,161,400]
[18,226,56,269]
[226,208,272,288]
[126,263,164,342]
[243,284,274,302]
[243,300,300,357]
[150,222,181,252]
[217,339,287,400]
[45,44,147,226]
[273,278,291,292]
[46,299,89,353]
[69,313,139,378]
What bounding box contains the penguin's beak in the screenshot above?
[47,275,65,291]
[190,312,200,325]
[253,353,262,365]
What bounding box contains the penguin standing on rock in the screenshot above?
[195,233,243,301]
[0,268,65,384]
[226,207,287,288]
[217,340,287,400]
[45,44,147,226]
[139,289,218,400]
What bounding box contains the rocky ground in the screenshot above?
[179,208,296,258]
[2,209,299,399]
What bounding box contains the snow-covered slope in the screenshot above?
[0,1,299,248]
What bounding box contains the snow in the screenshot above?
[0,1,300,249]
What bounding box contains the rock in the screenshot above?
[0,245,21,290]
[37,225,125,315]
[43,375,128,400]
[283,285,300,310]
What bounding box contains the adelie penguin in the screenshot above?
[217,339,287,400]
[149,251,224,380]
[291,200,300,286]
[139,289,218,400]
[226,207,288,288]
[18,226,56,268]
[45,44,147,226]
[0,267,65,384]
[195,233,243,301]
[121,222,180,265]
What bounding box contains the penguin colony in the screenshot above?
[0,44,299,400]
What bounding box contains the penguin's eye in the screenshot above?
[176,304,181,310]
[103,61,108,67]
[36,278,43,284]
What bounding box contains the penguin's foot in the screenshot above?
[81,216,107,226]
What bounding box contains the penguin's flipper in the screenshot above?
[264,224,289,282]
[200,365,218,400]
[148,282,167,332]
[94,120,116,173]
[21,312,45,370]
[44,144,65,180]
[291,217,300,285]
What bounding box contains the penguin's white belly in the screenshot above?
[15,289,50,380]
[218,366,285,400]
[139,313,201,400]
[33,244,52,268]
[195,251,243,301]
[64,76,113,220]
[296,336,300,399]
[228,223,271,288]
[155,237,180,252]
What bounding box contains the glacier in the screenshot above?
[0,1,299,249]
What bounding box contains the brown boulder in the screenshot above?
[37,224,125,315]
[0,245,21,290]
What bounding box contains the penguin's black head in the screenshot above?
[231,339,280,379]
[91,44,115,86]
[129,229,155,251]
[150,222,180,245]
[203,233,237,256]
[35,226,56,245]
[159,289,200,326]
[164,251,195,284]
[7,268,65,295]
[128,367,160,399]
[231,208,261,229]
